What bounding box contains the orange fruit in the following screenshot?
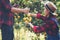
[14,16,16,18]
[18,16,20,18]
[23,17,27,21]
[27,13,31,17]
[25,20,29,24]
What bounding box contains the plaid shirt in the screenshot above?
[33,13,59,36]
[0,0,14,26]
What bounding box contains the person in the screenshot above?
[0,0,30,40]
[26,1,59,40]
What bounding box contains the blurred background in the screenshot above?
[0,0,60,40]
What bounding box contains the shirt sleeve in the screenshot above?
[33,24,50,33]
[36,13,48,21]
[1,0,12,11]
[32,19,57,33]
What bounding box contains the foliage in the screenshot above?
[0,0,60,40]
[10,0,60,40]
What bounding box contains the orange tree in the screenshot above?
[10,0,60,40]
[10,0,60,29]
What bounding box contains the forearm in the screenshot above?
[28,23,34,28]
[28,23,46,33]
[28,13,37,17]
[11,7,24,13]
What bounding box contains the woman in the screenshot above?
[27,1,59,40]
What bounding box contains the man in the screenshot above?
[0,0,29,40]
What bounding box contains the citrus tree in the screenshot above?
[10,0,60,40]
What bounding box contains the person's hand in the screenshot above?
[23,7,30,14]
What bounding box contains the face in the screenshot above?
[44,8,50,17]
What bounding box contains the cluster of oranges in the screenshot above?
[14,13,32,24]
[14,15,21,26]
[14,15,20,19]
[23,13,32,23]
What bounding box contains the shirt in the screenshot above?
[33,13,59,36]
[0,0,14,26]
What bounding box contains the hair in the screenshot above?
[49,12,58,18]
[49,12,54,17]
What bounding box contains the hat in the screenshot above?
[44,1,57,12]
[44,1,57,16]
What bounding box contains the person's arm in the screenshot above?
[28,19,57,33]
[1,0,29,13]
[28,23,34,28]
[28,13,37,17]
[28,22,49,33]
[28,13,48,21]
[11,7,29,13]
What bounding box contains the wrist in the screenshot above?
[28,23,34,28]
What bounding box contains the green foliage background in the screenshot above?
[10,0,60,28]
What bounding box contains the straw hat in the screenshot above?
[44,1,58,16]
